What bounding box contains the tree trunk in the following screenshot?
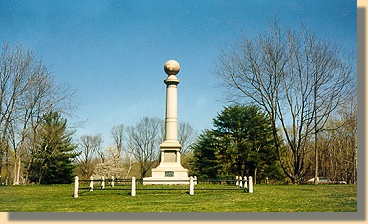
[126,153,132,178]
[13,167,17,185]
[314,139,319,185]
[254,167,257,185]
[25,160,32,184]
[17,157,21,184]
[13,156,18,185]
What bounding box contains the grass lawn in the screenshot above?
[0,183,357,212]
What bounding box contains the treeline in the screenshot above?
[0,43,198,184]
[304,103,357,184]
[214,19,356,184]
[191,104,357,184]
[71,103,356,185]
[73,117,196,180]
[0,43,76,185]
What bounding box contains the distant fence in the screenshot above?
[73,175,253,198]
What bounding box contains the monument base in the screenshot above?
[143,162,189,185]
[143,177,190,185]
[143,137,189,184]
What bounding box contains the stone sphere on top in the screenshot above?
[164,60,180,75]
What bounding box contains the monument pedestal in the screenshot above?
[143,142,189,185]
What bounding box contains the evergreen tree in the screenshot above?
[29,112,78,184]
[191,129,221,179]
[192,104,284,181]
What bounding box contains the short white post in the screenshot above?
[194,176,198,185]
[111,176,115,187]
[244,176,248,190]
[236,176,239,187]
[189,176,194,195]
[101,176,105,189]
[74,176,79,198]
[239,176,243,188]
[131,176,136,196]
[249,176,253,193]
[89,176,94,192]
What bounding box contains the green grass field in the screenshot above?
[0,183,357,212]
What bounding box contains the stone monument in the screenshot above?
[143,60,189,184]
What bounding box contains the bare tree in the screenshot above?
[322,96,357,184]
[215,19,355,184]
[127,117,163,178]
[178,122,197,155]
[74,134,103,178]
[0,43,76,184]
[111,124,125,158]
[110,124,133,177]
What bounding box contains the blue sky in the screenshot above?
[0,0,357,147]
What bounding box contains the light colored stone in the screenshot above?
[189,176,194,195]
[89,176,94,191]
[74,176,79,198]
[249,176,253,193]
[164,59,180,75]
[131,176,136,196]
[143,60,189,185]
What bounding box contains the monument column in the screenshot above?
[164,64,180,144]
[160,60,182,156]
[143,60,189,184]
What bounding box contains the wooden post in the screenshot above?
[111,176,115,187]
[74,176,79,198]
[131,176,136,196]
[249,176,253,193]
[239,176,243,188]
[235,176,239,187]
[189,176,194,195]
[89,176,94,192]
[101,176,105,189]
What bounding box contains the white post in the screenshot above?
[74,176,79,198]
[131,176,136,196]
[249,176,253,193]
[236,176,239,187]
[194,176,198,185]
[111,176,115,187]
[101,176,105,189]
[244,176,248,190]
[189,176,194,195]
[239,176,243,188]
[89,176,94,191]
